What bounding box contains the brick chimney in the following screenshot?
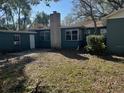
[50,11,61,48]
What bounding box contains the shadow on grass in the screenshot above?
[98,55,124,64]
[50,49,89,60]
[0,56,35,93]
[0,54,19,60]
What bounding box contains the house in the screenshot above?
[30,11,106,49]
[0,30,36,52]
[29,11,86,49]
[0,11,106,53]
[104,8,124,54]
[30,27,85,49]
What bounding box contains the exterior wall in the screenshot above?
[0,32,34,52]
[61,28,85,49]
[31,26,106,50]
[0,26,107,52]
[107,18,124,54]
[35,30,51,49]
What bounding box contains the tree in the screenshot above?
[73,0,97,33]
[11,0,31,30]
[0,18,6,29]
[72,0,114,34]
[0,0,31,30]
[62,14,75,26]
[34,11,50,27]
[0,0,59,30]
[107,0,124,10]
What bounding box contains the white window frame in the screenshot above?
[65,29,79,41]
[40,31,50,41]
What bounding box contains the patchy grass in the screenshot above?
[0,50,124,93]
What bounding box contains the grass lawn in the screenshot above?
[0,49,124,93]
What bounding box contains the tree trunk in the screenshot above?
[11,13,15,30]
[18,7,21,31]
[24,15,26,30]
[90,8,97,35]
[92,16,97,35]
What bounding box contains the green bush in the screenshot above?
[85,35,106,54]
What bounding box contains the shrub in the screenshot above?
[85,35,106,54]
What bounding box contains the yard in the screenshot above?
[0,49,124,93]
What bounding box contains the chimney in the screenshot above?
[50,11,61,48]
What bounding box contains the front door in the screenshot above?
[30,34,35,49]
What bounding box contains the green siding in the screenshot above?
[20,33,30,51]
[0,32,14,51]
[0,32,34,52]
[35,30,51,48]
[35,33,40,48]
[39,41,51,48]
[107,18,124,54]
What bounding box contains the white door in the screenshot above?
[30,35,35,49]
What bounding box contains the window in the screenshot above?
[85,29,91,35]
[100,28,107,35]
[65,30,78,41]
[72,31,78,40]
[66,31,71,40]
[13,34,21,46]
[40,31,50,41]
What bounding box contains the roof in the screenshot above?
[29,24,106,31]
[60,26,83,29]
[28,25,50,31]
[30,23,48,29]
[82,20,104,28]
[0,30,37,34]
[29,26,84,31]
[103,8,124,19]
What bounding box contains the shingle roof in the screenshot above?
[0,30,37,34]
[103,8,124,19]
[82,20,104,28]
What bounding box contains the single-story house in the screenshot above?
[104,8,124,54]
[29,11,106,49]
[0,11,106,52]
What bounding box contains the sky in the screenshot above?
[31,0,73,20]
